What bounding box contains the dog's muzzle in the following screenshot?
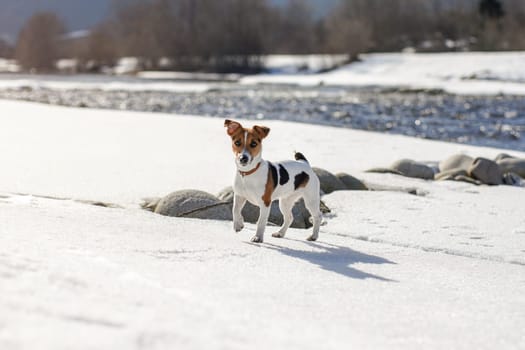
[239,154,249,166]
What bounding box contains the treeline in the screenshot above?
[86,0,335,72]
[7,0,525,73]
[0,38,13,58]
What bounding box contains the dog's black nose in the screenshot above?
[239,155,249,165]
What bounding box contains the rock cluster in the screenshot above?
[312,168,368,194]
[367,153,525,186]
[143,167,368,228]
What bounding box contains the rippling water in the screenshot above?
[1,85,524,151]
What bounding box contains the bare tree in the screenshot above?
[15,12,65,71]
[275,0,317,54]
[0,38,13,58]
[84,22,119,69]
[479,0,505,19]
[114,0,176,67]
[323,16,372,56]
[74,0,525,73]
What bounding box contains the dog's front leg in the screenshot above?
[232,194,246,232]
[252,205,270,243]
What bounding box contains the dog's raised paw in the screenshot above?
[234,222,244,232]
[250,235,263,243]
[272,232,285,238]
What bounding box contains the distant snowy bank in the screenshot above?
[0,58,19,73]
[242,51,525,95]
[0,73,213,93]
[1,52,525,95]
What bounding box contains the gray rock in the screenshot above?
[216,186,325,229]
[468,157,503,185]
[155,190,232,220]
[420,161,440,175]
[435,168,469,181]
[319,200,331,214]
[454,175,482,186]
[435,173,454,181]
[241,198,312,229]
[390,159,435,180]
[216,186,235,203]
[494,153,516,162]
[239,202,263,226]
[271,199,313,229]
[439,154,473,172]
[335,172,368,190]
[435,168,481,185]
[502,172,524,186]
[497,158,525,178]
[312,167,347,194]
[141,197,162,212]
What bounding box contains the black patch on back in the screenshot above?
[294,152,309,163]
[294,172,310,190]
[269,162,278,188]
[278,164,289,186]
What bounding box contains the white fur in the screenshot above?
[231,154,322,243]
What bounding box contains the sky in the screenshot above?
[0,0,339,42]
[0,0,110,41]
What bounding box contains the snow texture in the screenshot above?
[1,100,524,349]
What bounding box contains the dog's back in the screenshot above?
[268,158,319,199]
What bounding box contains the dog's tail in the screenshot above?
[294,151,309,163]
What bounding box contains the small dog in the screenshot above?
[224,119,322,243]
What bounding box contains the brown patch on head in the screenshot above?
[244,129,262,158]
[225,119,245,156]
[244,125,269,158]
[224,120,270,159]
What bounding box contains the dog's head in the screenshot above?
[224,119,270,170]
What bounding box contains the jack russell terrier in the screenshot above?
[224,119,322,243]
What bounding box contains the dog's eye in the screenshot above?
[234,140,241,147]
[250,141,257,148]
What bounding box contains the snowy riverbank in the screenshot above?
[242,51,525,95]
[1,100,524,349]
[1,51,525,96]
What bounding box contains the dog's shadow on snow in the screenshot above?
[246,237,396,282]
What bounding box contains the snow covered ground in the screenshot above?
[1,99,524,349]
[0,73,214,93]
[0,58,19,73]
[242,51,525,95]
[263,54,350,73]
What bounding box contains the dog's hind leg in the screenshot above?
[304,196,322,241]
[252,205,270,243]
[272,197,296,238]
[233,195,246,232]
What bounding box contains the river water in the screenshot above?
[1,84,524,151]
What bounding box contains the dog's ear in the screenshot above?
[224,119,242,136]
[253,125,270,139]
